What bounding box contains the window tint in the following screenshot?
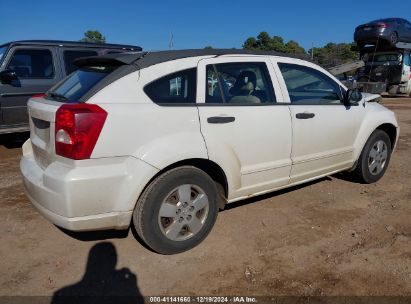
[278,63,342,104]
[144,68,197,104]
[64,50,98,74]
[48,66,114,102]
[7,49,54,78]
[0,46,7,64]
[404,54,411,67]
[206,62,275,104]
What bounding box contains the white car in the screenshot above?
[20,50,399,254]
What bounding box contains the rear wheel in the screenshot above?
[350,130,392,183]
[389,32,398,46]
[133,166,219,254]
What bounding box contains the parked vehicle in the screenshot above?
[20,49,399,254]
[354,18,411,48]
[356,47,411,96]
[0,40,142,134]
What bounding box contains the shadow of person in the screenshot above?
[52,242,143,304]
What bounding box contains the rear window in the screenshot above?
[47,66,114,102]
[0,46,7,64]
[63,50,98,74]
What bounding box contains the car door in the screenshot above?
[197,56,292,200]
[0,46,61,127]
[401,52,411,82]
[273,59,366,183]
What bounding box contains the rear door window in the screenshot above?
[48,66,114,102]
[205,62,275,104]
[7,49,54,78]
[63,50,98,74]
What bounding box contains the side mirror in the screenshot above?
[0,69,17,84]
[343,88,362,106]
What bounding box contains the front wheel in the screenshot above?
[133,166,219,254]
[351,130,392,183]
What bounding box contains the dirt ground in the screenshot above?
[0,98,410,299]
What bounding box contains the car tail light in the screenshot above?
[55,103,107,160]
[376,23,388,28]
[32,93,46,98]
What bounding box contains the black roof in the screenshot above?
[74,48,310,69]
[0,40,142,51]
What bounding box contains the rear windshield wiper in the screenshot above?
[47,92,68,101]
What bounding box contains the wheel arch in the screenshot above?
[136,158,229,211]
[375,123,397,150]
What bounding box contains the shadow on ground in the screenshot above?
[51,242,144,304]
[0,132,29,149]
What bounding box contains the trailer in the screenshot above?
[328,42,411,97]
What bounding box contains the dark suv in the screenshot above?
[0,40,142,134]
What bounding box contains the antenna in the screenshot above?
[169,32,174,49]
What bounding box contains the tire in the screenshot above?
[389,32,398,46]
[133,166,219,254]
[351,130,392,184]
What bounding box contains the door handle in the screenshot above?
[296,112,315,119]
[207,116,235,124]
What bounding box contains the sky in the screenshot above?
[0,0,409,51]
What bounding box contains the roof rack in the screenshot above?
[0,40,142,51]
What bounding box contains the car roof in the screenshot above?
[74,48,310,69]
[0,40,142,51]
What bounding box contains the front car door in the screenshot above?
[401,51,411,83]
[272,58,366,183]
[197,56,292,201]
[0,46,61,128]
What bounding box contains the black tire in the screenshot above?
[351,130,392,184]
[133,166,219,254]
[389,32,398,46]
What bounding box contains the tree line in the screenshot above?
[242,31,358,67]
[80,30,359,67]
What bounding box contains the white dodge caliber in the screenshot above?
[20,50,399,254]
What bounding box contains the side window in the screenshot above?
[404,53,411,67]
[278,63,342,104]
[144,68,197,104]
[206,62,275,104]
[64,50,98,74]
[7,49,54,79]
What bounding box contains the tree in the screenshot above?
[308,42,358,66]
[204,46,213,49]
[243,32,306,55]
[80,30,106,43]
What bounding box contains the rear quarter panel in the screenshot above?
[87,58,209,169]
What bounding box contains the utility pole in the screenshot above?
[169,32,174,49]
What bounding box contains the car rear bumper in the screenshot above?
[20,139,159,231]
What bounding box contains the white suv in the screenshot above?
[20,50,399,254]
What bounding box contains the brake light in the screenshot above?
[32,93,46,98]
[55,104,107,160]
[376,23,388,28]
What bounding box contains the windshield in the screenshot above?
[363,53,401,65]
[48,65,115,102]
[0,46,8,64]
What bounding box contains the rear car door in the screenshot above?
[401,52,411,83]
[273,59,366,183]
[197,56,292,200]
[0,46,61,128]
